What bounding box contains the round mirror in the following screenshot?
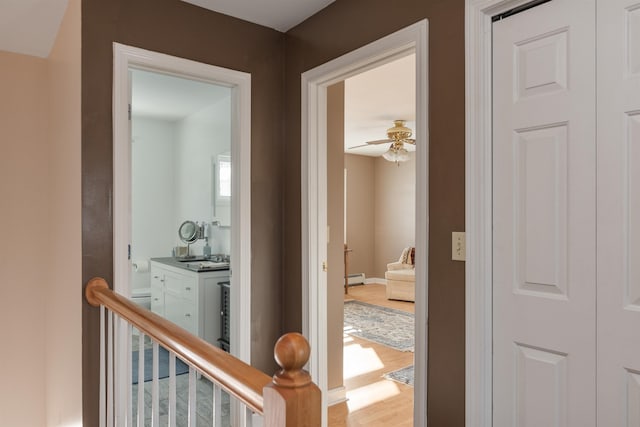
[178,220,199,244]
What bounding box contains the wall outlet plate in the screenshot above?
[452,231,466,261]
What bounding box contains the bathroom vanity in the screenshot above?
[149,258,229,348]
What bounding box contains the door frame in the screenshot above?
[112,43,252,365]
[301,20,428,426]
[465,1,539,425]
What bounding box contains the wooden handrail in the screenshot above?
[85,277,320,424]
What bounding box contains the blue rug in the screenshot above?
[343,300,414,351]
[384,365,414,387]
[132,347,189,384]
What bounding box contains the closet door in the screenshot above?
[597,1,640,424]
[492,1,596,425]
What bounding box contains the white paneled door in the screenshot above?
[492,1,596,425]
[597,0,640,425]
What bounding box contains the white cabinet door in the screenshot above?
[163,269,197,335]
[597,1,640,424]
[492,1,596,425]
[150,270,164,316]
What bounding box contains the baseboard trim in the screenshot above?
[365,278,386,285]
[327,386,347,406]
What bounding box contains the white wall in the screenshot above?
[174,97,231,255]
[131,93,232,284]
[131,117,177,289]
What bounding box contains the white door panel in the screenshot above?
[597,1,640,425]
[493,1,596,426]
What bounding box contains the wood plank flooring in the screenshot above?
[329,284,415,426]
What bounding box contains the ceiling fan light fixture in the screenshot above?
[382,146,410,163]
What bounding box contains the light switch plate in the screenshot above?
[452,231,466,261]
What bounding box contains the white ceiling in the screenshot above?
[131,69,231,121]
[181,0,335,32]
[344,54,416,157]
[0,0,68,58]
[0,0,334,58]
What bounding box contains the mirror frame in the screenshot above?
[178,220,199,244]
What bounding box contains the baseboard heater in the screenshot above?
[346,273,365,286]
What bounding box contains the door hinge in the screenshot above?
[128,103,132,121]
[128,244,131,260]
[322,261,327,272]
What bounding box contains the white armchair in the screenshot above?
[385,248,415,302]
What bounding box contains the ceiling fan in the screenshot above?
[350,119,415,163]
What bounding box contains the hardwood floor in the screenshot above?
[329,284,414,426]
[344,283,414,314]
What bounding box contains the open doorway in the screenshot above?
[112,43,252,426]
[325,54,417,426]
[301,21,428,427]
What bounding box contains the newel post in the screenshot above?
[263,333,321,427]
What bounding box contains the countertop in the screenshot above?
[150,257,230,273]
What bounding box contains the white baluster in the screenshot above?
[152,342,159,426]
[99,306,106,427]
[126,323,133,426]
[245,406,254,427]
[212,384,222,426]
[169,352,177,427]
[188,368,197,426]
[137,331,145,427]
[107,310,114,427]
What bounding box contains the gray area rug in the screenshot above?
[384,365,414,387]
[343,300,414,351]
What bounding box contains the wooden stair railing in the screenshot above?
[85,277,320,427]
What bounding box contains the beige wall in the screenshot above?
[45,0,82,425]
[344,154,375,277]
[373,155,416,277]
[326,82,345,390]
[0,51,49,427]
[0,2,81,426]
[345,154,415,279]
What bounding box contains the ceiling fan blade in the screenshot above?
[348,143,372,149]
[403,138,416,145]
[365,139,393,145]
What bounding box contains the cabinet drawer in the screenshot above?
[150,287,164,316]
[164,271,196,301]
[150,272,163,288]
[150,295,164,315]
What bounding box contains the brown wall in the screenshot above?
[345,154,376,277]
[326,82,345,390]
[81,0,285,424]
[283,0,466,424]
